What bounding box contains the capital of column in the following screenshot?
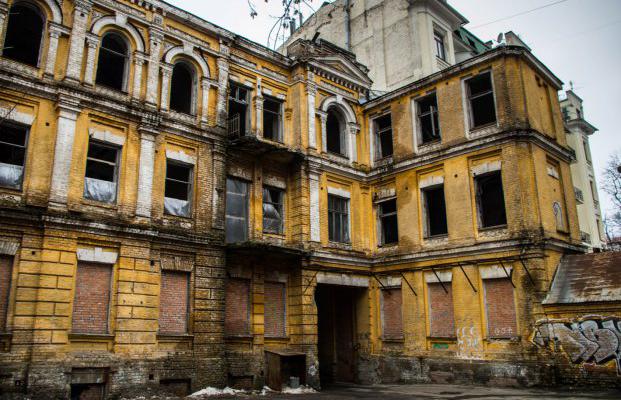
[48,22,65,39]
[74,0,93,14]
[161,63,173,77]
[201,77,215,90]
[56,94,81,120]
[85,33,99,48]
[134,51,148,65]
[348,122,361,135]
[317,110,327,123]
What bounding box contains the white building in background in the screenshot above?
[283,0,488,92]
[560,90,606,251]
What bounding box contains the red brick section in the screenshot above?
[382,288,403,339]
[264,281,286,337]
[224,278,250,336]
[159,271,189,334]
[428,282,455,338]
[72,263,112,334]
[484,278,518,338]
[0,256,12,331]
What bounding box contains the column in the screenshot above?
[307,79,317,149]
[200,78,212,126]
[254,78,264,138]
[65,0,93,83]
[348,123,360,163]
[44,23,63,78]
[309,170,321,242]
[318,111,327,153]
[159,63,173,111]
[135,128,157,218]
[49,96,81,208]
[132,53,146,101]
[215,44,230,127]
[145,28,164,106]
[83,34,99,86]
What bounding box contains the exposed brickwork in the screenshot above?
[72,263,112,334]
[264,281,286,338]
[225,278,250,336]
[0,256,12,331]
[484,278,518,339]
[428,283,455,338]
[159,271,189,334]
[382,288,403,339]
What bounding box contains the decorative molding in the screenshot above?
[166,149,196,165]
[76,247,118,264]
[0,105,35,125]
[327,187,350,199]
[316,272,369,288]
[0,240,18,256]
[89,128,125,146]
[425,271,453,283]
[480,265,513,280]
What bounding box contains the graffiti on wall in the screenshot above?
[532,317,621,373]
[457,326,480,359]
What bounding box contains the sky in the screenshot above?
[167,0,621,218]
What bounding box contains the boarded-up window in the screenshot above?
[381,288,403,340]
[225,178,249,243]
[484,278,517,339]
[225,278,251,336]
[159,271,190,334]
[427,282,455,338]
[0,256,12,331]
[72,263,112,334]
[264,281,286,338]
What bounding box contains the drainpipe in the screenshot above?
[345,0,351,51]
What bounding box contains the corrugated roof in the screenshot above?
[544,253,621,305]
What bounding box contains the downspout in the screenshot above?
[345,0,351,51]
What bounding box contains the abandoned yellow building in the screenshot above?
[0,0,618,398]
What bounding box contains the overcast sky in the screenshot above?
[167,0,621,217]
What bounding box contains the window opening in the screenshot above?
[378,198,398,245]
[374,114,393,159]
[95,33,129,91]
[170,62,195,115]
[263,186,284,234]
[467,72,496,129]
[2,4,44,66]
[417,93,441,144]
[164,161,192,217]
[263,97,283,142]
[0,123,28,189]
[84,140,119,203]
[475,171,507,228]
[422,185,448,237]
[328,194,350,243]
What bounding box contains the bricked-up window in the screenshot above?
[475,171,507,228]
[224,278,251,336]
[72,263,112,334]
[374,114,393,160]
[2,3,44,67]
[0,256,13,331]
[170,62,196,115]
[434,31,446,61]
[328,194,350,243]
[427,282,455,338]
[95,32,129,92]
[0,123,28,189]
[381,288,403,340]
[417,93,441,144]
[422,185,448,237]
[84,140,120,204]
[164,161,193,218]
[159,271,190,334]
[466,72,497,129]
[378,198,398,245]
[228,83,249,137]
[484,278,518,339]
[263,97,283,142]
[263,187,284,234]
[326,108,346,156]
[264,281,286,337]
[225,178,249,243]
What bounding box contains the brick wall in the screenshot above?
[159,271,189,334]
[381,288,403,339]
[264,281,285,337]
[225,278,250,336]
[0,256,12,331]
[72,263,112,334]
[428,282,455,338]
[484,278,517,338]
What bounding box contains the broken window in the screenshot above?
[475,171,507,228]
[381,288,403,340]
[427,282,455,338]
[0,256,13,331]
[378,198,398,245]
[95,32,128,91]
[72,263,112,334]
[228,83,249,137]
[263,97,283,142]
[84,140,119,204]
[225,178,249,243]
[2,3,44,67]
[263,186,284,234]
[224,278,251,336]
[264,281,286,338]
[417,93,440,144]
[422,185,448,237]
[483,278,517,339]
[0,123,28,189]
[159,271,190,334]
[328,194,350,243]
[326,108,345,155]
[169,62,195,115]
[164,161,193,218]
[466,72,496,129]
[434,31,446,61]
[374,114,393,159]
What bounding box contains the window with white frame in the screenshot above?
[434,30,446,61]
[328,194,350,243]
[0,123,28,189]
[263,96,283,142]
[164,160,193,217]
[378,198,398,245]
[374,113,393,160]
[84,140,120,203]
[465,72,497,130]
[417,93,441,144]
[263,186,284,234]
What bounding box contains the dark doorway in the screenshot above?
[315,284,365,385]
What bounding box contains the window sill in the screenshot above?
[163,212,193,221]
[381,337,404,343]
[424,234,449,240]
[263,231,285,237]
[327,241,353,250]
[427,336,457,342]
[81,198,118,209]
[378,242,398,248]
[478,224,507,232]
[468,123,499,138]
[0,58,40,77]
[485,336,521,342]
[225,334,253,340]
[157,333,193,342]
[265,336,290,341]
[69,333,114,341]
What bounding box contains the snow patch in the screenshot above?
[281,385,317,394]
[188,386,245,397]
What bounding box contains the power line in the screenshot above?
[470,0,571,29]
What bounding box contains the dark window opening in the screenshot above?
[0,123,28,189]
[170,62,195,115]
[95,33,128,91]
[263,186,284,234]
[434,31,446,61]
[70,383,105,400]
[3,4,44,67]
[263,97,283,142]
[417,93,440,144]
[159,379,191,398]
[225,178,249,243]
[84,141,119,203]
[374,114,393,159]
[328,194,349,243]
[326,108,345,155]
[467,72,496,129]
[378,198,398,245]
[164,161,192,217]
[228,84,249,137]
[475,171,507,228]
[422,185,448,237]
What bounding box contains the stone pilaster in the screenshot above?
[44,23,63,78]
[145,27,164,106]
[348,123,360,163]
[306,74,317,149]
[159,63,173,111]
[309,169,321,242]
[0,3,9,54]
[254,78,264,138]
[215,42,230,127]
[83,34,100,86]
[135,128,157,218]
[200,77,213,126]
[132,52,147,101]
[317,111,327,154]
[65,0,93,84]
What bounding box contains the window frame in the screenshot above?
[228,82,251,136]
[164,159,194,218]
[262,186,285,235]
[0,121,30,190]
[95,32,130,92]
[2,2,46,68]
[377,197,398,246]
[421,184,448,238]
[325,108,347,157]
[169,60,198,116]
[225,177,250,243]
[327,194,350,244]
[373,113,393,161]
[83,139,121,204]
[416,92,441,145]
[464,71,498,131]
[434,30,447,61]
[262,96,284,142]
[474,170,508,230]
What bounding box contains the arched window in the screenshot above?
[2,3,44,66]
[326,108,345,155]
[96,33,129,91]
[170,61,195,115]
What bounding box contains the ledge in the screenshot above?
[69,333,114,341]
[381,337,405,343]
[157,333,194,342]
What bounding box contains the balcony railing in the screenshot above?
[228,114,241,138]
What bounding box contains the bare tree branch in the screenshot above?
[601,150,621,242]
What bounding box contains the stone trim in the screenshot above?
[471,161,501,177]
[166,149,196,165]
[425,270,453,283]
[0,106,35,125]
[479,265,513,280]
[309,172,321,242]
[76,247,118,265]
[89,128,125,146]
[263,174,286,189]
[379,276,402,288]
[327,187,350,199]
[160,254,194,272]
[374,188,395,201]
[316,272,369,287]
[0,240,18,256]
[419,175,444,189]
